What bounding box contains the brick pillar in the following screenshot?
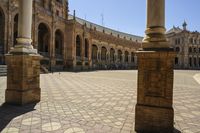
[135,0,175,132]
[5,0,41,105]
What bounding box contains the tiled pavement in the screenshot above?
[0,70,200,133]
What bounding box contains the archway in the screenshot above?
[0,8,5,53]
[110,48,115,62]
[101,46,107,62]
[13,14,18,46]
[0,8,5,64]
[85,39,89,58]
[125,51,129,63]
[55,29,63,58]
[92,44,98,62]
[76,35,81,59]
[118,50,122,63]
[38,23,50,57]
[131,52,135,63]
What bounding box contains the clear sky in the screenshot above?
[69,0,200,37]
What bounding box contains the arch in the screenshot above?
[118,50,122,62]
[175,57,178,65]
[85,39,89,58]
[38,23,50,56]
[101,46,107,61]
[13,14,19,46]
[55,29,63,57]
[125,51,129,63]
[110,48,115,62]
[131,52,135,63]
[76,35,81,57]
[92,44,98,61]
[0,7,5,56]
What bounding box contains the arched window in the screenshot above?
[125,51,129,63]
[85,39,89,58]
[118,50,122,62]
[110,48,115,62]
[76,35,81,57]
[175,57,178,65]
[131,52,134,63]
[38,23,50,56]
[175,47,180,52]
[55,30,63,57]
[14,14,18,46]
[92,44,98,61]
[0,8,5,56]
[101,47,107,61]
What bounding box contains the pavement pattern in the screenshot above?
[0,70,200,133]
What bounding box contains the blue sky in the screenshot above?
[69,0,200,37]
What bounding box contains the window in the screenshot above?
[56,10,59,16]
[194,48,196,53]
[178,38,180,44]
[56,0,62,3]
[189,47,192,53]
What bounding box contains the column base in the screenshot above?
[135,104,174,133]
[5,88,41,105]
[5,53,41,105]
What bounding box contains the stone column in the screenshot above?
[135,0,175,132]
[5,0,41,105]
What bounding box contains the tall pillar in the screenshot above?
[5,0,41,105]
[135,0,175,132]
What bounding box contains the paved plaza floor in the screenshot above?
[0,70,200,133]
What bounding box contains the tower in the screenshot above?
[183,21,187,30]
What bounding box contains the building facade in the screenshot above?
[166,22,200,70]
[0,0,142,71]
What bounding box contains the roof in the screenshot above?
[68,15,143,42]
[166,26,183,34]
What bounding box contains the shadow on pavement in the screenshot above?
[0,103,36,132]
[135,128,182,133]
